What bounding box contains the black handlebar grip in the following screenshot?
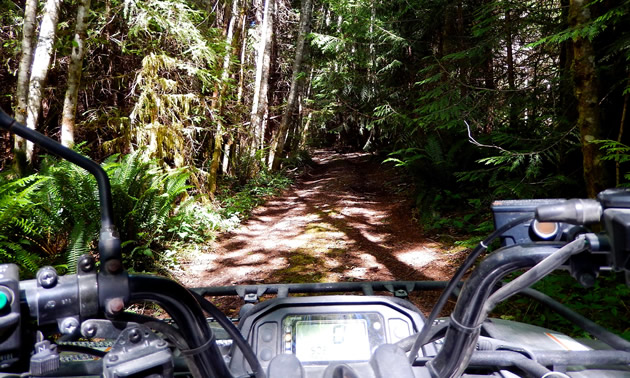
[535,199,602,224]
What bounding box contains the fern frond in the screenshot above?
[65,226,90,274]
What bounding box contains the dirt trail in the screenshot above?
[174,150,456,312]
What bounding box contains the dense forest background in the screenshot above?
[1,0,630,275]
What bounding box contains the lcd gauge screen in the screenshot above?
[295,319,370,362]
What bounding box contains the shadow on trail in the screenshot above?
[201,151,446,286]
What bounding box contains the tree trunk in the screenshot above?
[250,0,274,157]
[232,6,247,173]
[13,0,38,168]
[61,0,92,148]
[569,0,606,197]
[209,0,241,194]
[299,112,312,151]
[506,8,519,130]
[559,0,577,130]
[269,0,312,170]
[368,0,376,94]
[224,0,247,175]
[222,135,233,175]
[24,0,62,163]
[291,67,314,156]
[208,126,223,194]
[616,93,629,186]
[236,8,247,105]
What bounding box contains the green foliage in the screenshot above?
[124,0,217,66]
[494,271,630,341]
[167,199,239,243]
[310,33,345,55]
[0,150,196,275]
[0,144,295,275]
[0,0,22,57]
[412,190,491,237]
[309,0,591,208]
[594,139,630,184]
[387,135,485,233]
[528,1,630,47]
[281,149,314,170]
[89,0,236,197]
[104,151,192,272]
[594,139,630,162]
[0,174,48,275]
[36,156,102,273]
[218,170,293,219]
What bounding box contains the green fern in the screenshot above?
[102,151,191,271]
[0,146,201,275]
[0,174,49,276]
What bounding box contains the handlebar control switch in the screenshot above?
[597,188,630,209]
[103,324,173,378]
[30,331,59,375]
[603,209,630,272]
[492,199,568,246]
[0,264,22,369]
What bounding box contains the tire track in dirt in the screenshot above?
[174,150,457,313]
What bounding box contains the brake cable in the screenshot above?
[408,214,533,363]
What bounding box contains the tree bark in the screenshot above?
[269,0,312,170]
[61,0,92,148]
[250,0,274,157]
[13,0,38,161]
[25,0,62,163]
[569,0,606,197]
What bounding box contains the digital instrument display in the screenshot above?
[295,319,370,362]
[281,313,387,363]
[248,298,422,370]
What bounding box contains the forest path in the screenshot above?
[174,150,456,311]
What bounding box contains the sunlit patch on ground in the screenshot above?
[174,150,457,298]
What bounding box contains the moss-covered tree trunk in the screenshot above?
[569,0,606,197]
[209,0,242,194]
